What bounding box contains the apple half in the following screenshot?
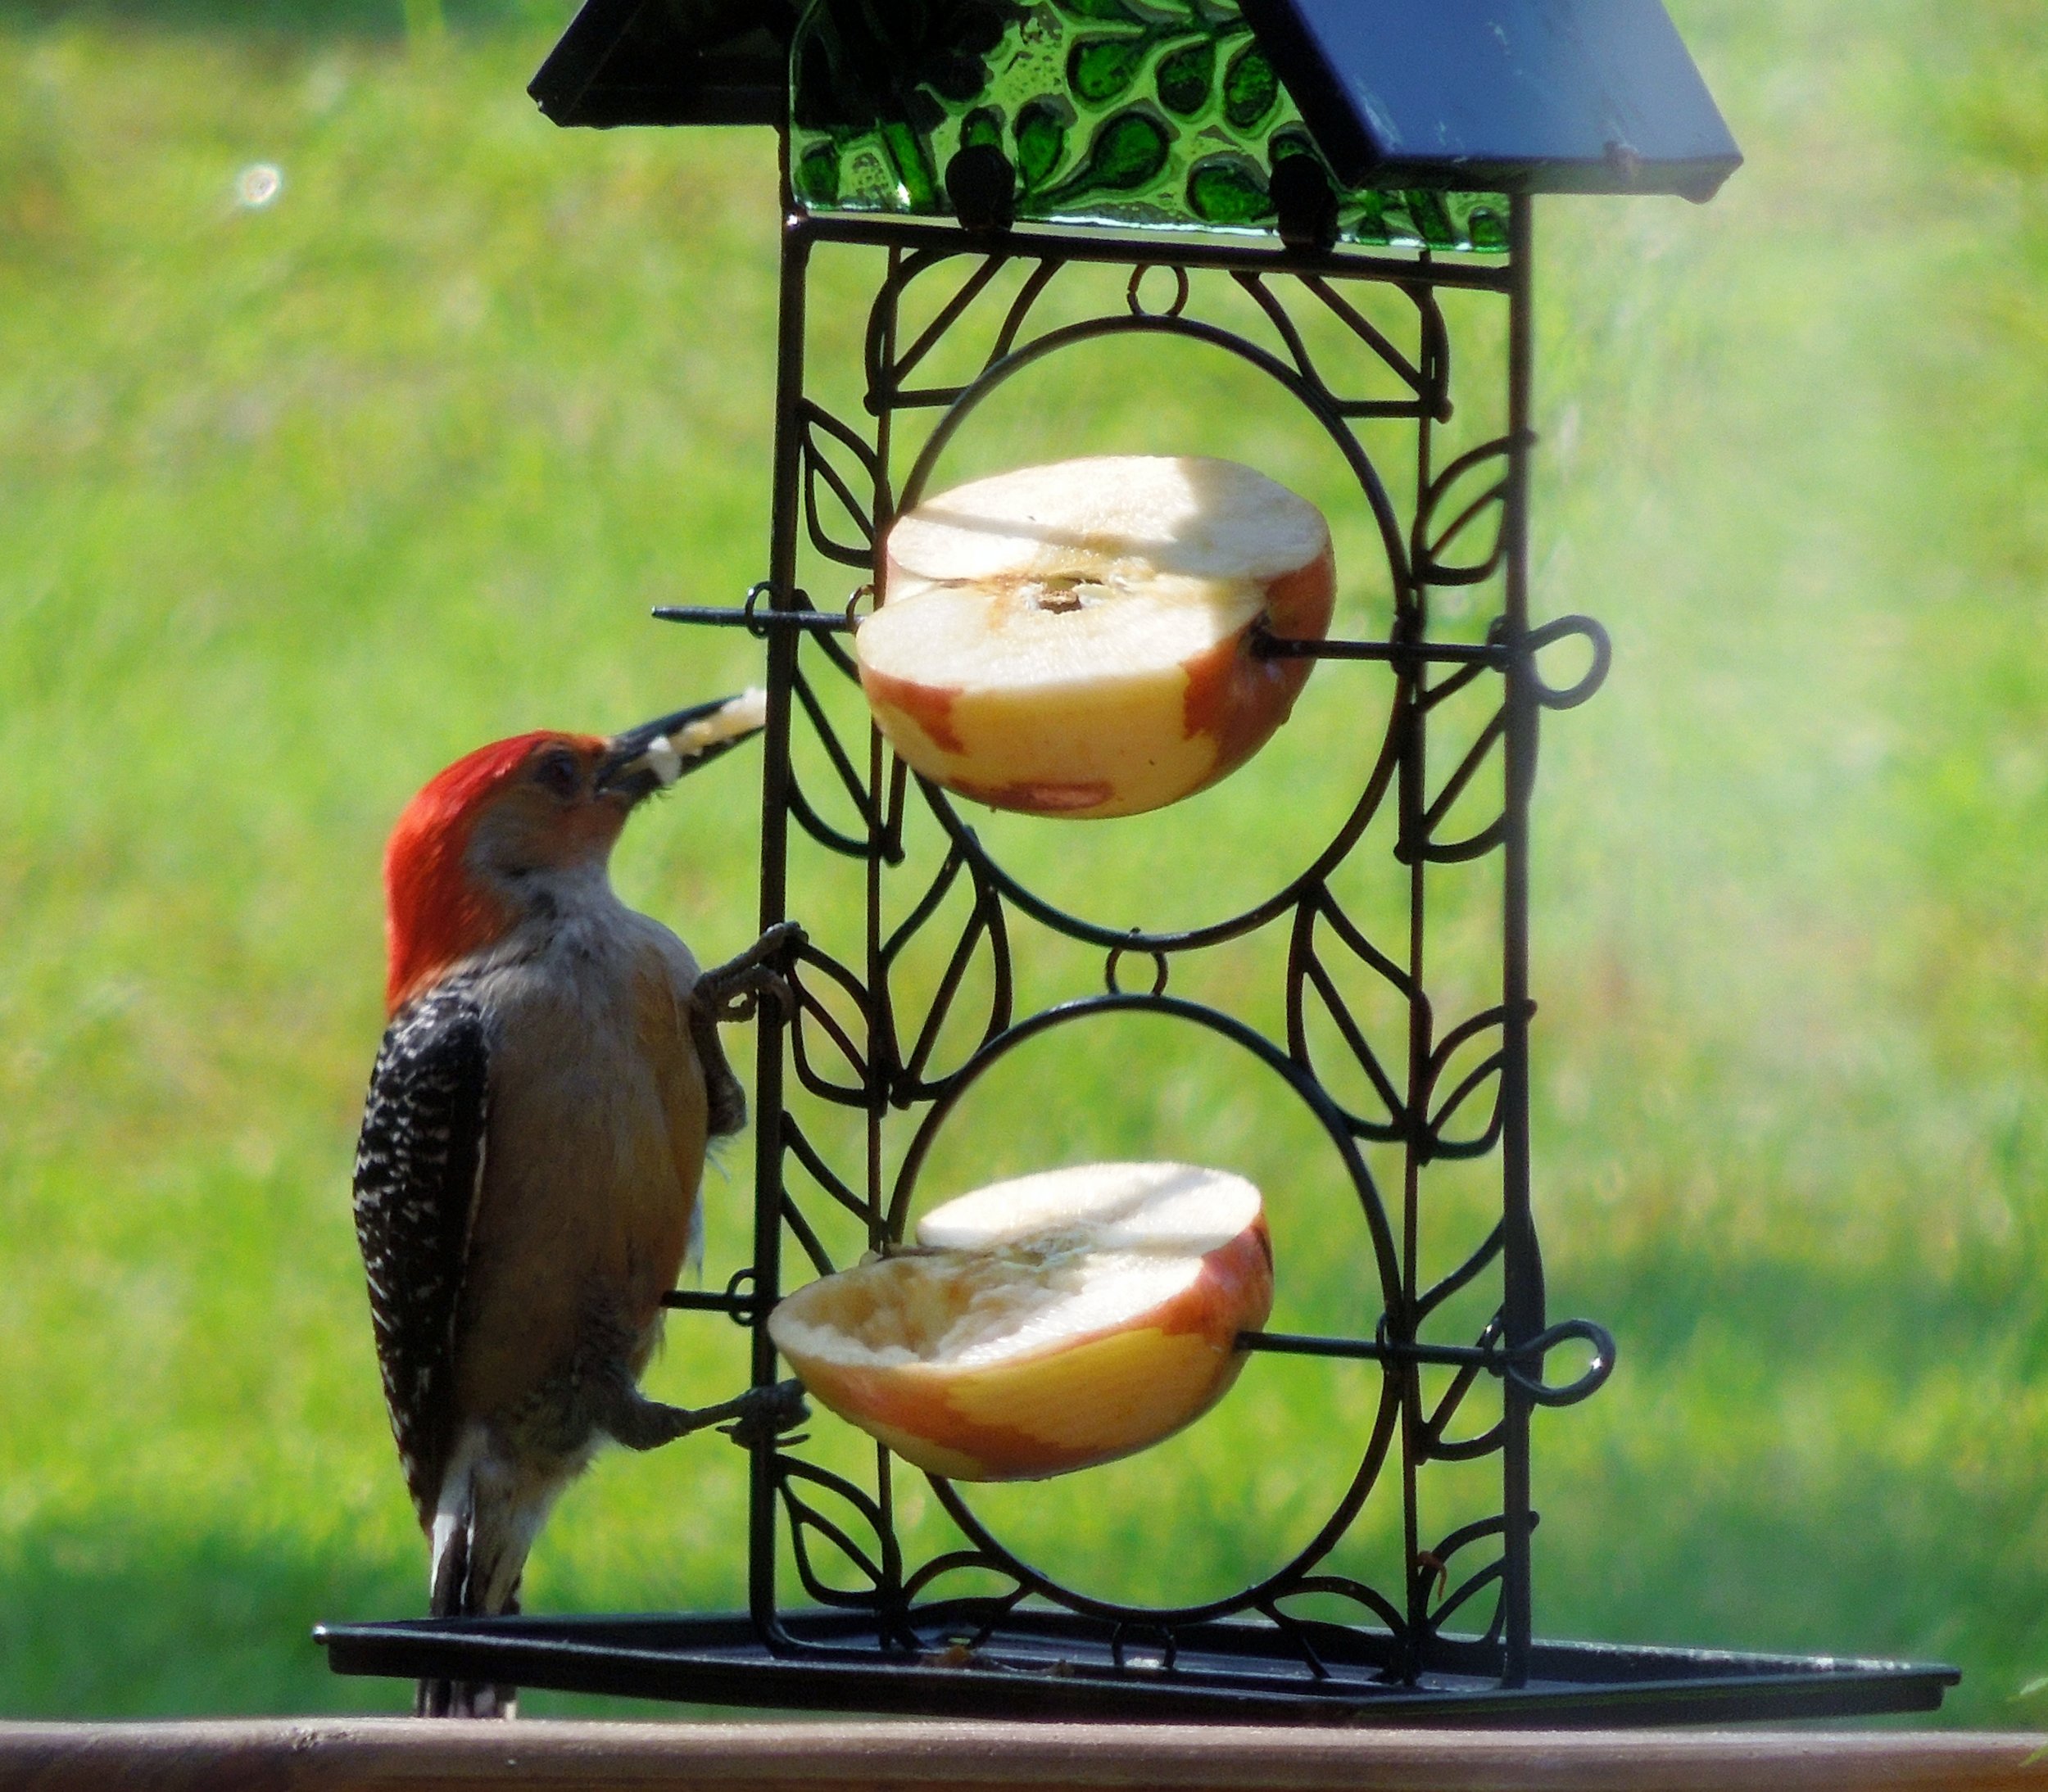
[767,1161,1274,1482]
[857,456,1334,819]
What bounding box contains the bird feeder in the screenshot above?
[320,0,1958,1722]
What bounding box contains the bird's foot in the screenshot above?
[694,922,806,1026]
[608,1378,809,1453]
[718,1378,810,1451]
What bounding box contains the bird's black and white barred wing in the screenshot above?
[352,980,491,1531]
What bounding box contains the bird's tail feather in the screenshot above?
[416,1494,519,1718]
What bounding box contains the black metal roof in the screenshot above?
[530,0,794,129]
[532,0,1739,201]
[1239,0,1739,200]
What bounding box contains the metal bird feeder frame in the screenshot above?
[320,0,1958,1723]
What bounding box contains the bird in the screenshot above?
[350,690,805,1718]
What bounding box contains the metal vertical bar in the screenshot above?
[1398,274,1433,1677]
[868,244,899,1250]
[750,204,813,1645]
[868,244,900,1613]
[1498,192,1542,1688]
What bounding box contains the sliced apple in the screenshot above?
[858,456,1334,819]
[767,1162,1273,1482]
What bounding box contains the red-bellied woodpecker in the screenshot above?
[351,691,804,1719]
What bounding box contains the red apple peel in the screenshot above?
[768,1162,1275,1482]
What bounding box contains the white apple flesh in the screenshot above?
[858,456,1334,819]
[767,1162,1274,1482]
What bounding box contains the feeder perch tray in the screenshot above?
[319,1609,1955,1725]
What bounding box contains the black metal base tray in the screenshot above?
[317,1606,1956,1726]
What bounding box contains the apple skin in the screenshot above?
[771,1215,1273,1482]
[1177,547,1336,796]
[859,548,1335,822]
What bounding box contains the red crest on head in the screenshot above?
[382,732,571,1015]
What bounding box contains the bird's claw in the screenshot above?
[754,920,807,961]
[719,1378,810,1450]
[710,975,791,1026]
[696,923,807,1027]
[746,922,806,1024]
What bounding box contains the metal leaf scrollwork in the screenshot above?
[1253,1602,1334,1681]
[1412,1233,1508,1462]
[788,944,871,1107]
[1416,432,1525,588]
[799,400,881,569]
[1231,273,1444,421]
[870,251,1067,414]
[778,1459,902,1610]
[872,251,1007,410]
[1420,1004,1522,1161]
[1410,664,1507,864]
[899,1550,1031,1652]
[984,259,1063,367]
[882,845,1013,1105]
[785,663,881,858]
[1422,1324,1509,1463]
[1264,1575,1411,1678]
[1416,1514,1515,1644]
[782,1117,871,1272]
[1404,616,1611,862]
[1103,934,1168,996]
[1287,889,1411,1142]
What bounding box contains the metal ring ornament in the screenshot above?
[886,308,1417,956]
[1126,262,1192,319]
[877,993,1406,1629]
[1104,938,1169,997]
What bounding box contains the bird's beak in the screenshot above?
[596,689,768,802]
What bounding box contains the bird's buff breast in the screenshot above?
[452,939,709,1431]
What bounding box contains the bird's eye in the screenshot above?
[533,749,580,799]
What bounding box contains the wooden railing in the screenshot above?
[2,1720,2044,1792]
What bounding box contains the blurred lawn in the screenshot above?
[2,0,2046,1726]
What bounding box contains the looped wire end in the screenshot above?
[1105,936,1170,997]
[1497,1317,1616,1407]
[1526,614,1613,710]
[724,1267,758,1326]
[741,581,777,639]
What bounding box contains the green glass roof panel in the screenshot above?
[788,0,1510,253]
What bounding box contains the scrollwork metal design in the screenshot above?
[778,1458,900,1611]
[659,207,1613,1701]
[880,844,1013,1104]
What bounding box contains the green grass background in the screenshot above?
[2,0,2045,1724]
